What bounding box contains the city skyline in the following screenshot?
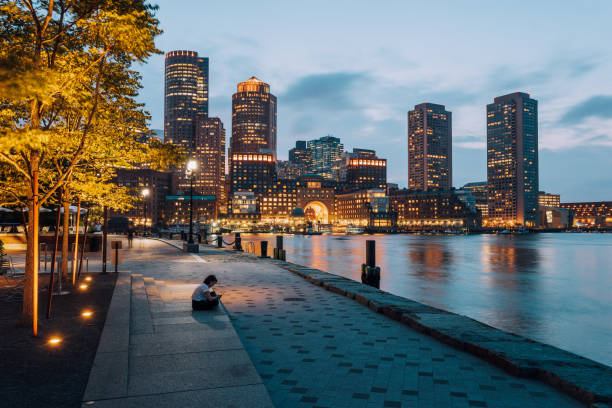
[137,1,612,202]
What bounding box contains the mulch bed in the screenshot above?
[0,273,117,408]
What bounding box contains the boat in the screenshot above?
[499,229,511,234]
[346,225,364,235]
[304,226,323,235]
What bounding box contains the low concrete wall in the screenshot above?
[0,233,102,252]
[0,233,26,250]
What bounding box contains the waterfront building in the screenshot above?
[335,189,396,229]
[276,160,309,180]
[345,156,387,192]
[407,103,452,191]
[390,189,480,230]
[539,206,571,229]
[289,140,311,167]
[191,117,226,218]
[334,148,386,190]
[228,152,276,216]
[306,135,344,179]
[387,183,399,193]
[455,189,477,213]
[112,168,172,228]
[230,77,277,158]
[230,191,259,220]
[461,182,488,218]
[296,174,336,224]
[559,201,612,228]
[260,180,299,223]
[539,191,561,208]
[352,148,377,158]
[487,92,539,228]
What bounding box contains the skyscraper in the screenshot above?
[194,117,226,217]
[230,77,277,157]
[289,140,310,166]
[307,135,343,179]
[164,50,208,145]
[407,103,452,191]
[228,77,277,217]
[164,50,227,221]
[486,92,539,227]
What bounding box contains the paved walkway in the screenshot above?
[82,238,273,407]
[85,238,584,407]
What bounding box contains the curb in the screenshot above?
[82,272,131,402]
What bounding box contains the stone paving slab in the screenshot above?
[127,349,261,396]
[81,383,273,408]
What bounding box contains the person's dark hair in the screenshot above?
[204,275,217,285]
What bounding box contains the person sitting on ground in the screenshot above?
[192,274,222,310]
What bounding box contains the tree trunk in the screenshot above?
[61,198,70,281]
[102,206,108,273]
[21,169,40,336]
[71,197,81,285]
[46,188,63,319]
[77,208,89,282]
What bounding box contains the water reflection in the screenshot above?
[407,238,452,282]
[482,237,541,275]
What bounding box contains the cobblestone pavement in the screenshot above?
[122,239,584,408]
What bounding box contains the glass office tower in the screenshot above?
[164,50,208,146]
[230,77,277,157]
[407,103,452,191]
[486,92,539,227]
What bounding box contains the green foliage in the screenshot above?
[0,0,175,323]
[0,0,180,212]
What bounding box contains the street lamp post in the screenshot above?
[141,188,150,236]
[186,159,197,244]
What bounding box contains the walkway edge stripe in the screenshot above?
[82,272,131,403]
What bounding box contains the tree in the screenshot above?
[0,0,162,335]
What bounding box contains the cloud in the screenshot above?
[560,95,612,124]
[281,72,368,109]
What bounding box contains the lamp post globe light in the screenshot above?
[141,188,150,235]
[186,159,198,244]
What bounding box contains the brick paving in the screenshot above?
[117,238,584,408]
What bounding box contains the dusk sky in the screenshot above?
[137,0,612,202]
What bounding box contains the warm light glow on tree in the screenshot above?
[0,0,176,335]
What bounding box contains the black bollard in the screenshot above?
[197,233,202,244]
[276,235,283,250]
[260,240,269,258]
[362,240,380,288]
[234,232,242,251]
[273,236,282,259]
[366,240,375,268]
[203,229,208,245]
[217,235,223,248]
